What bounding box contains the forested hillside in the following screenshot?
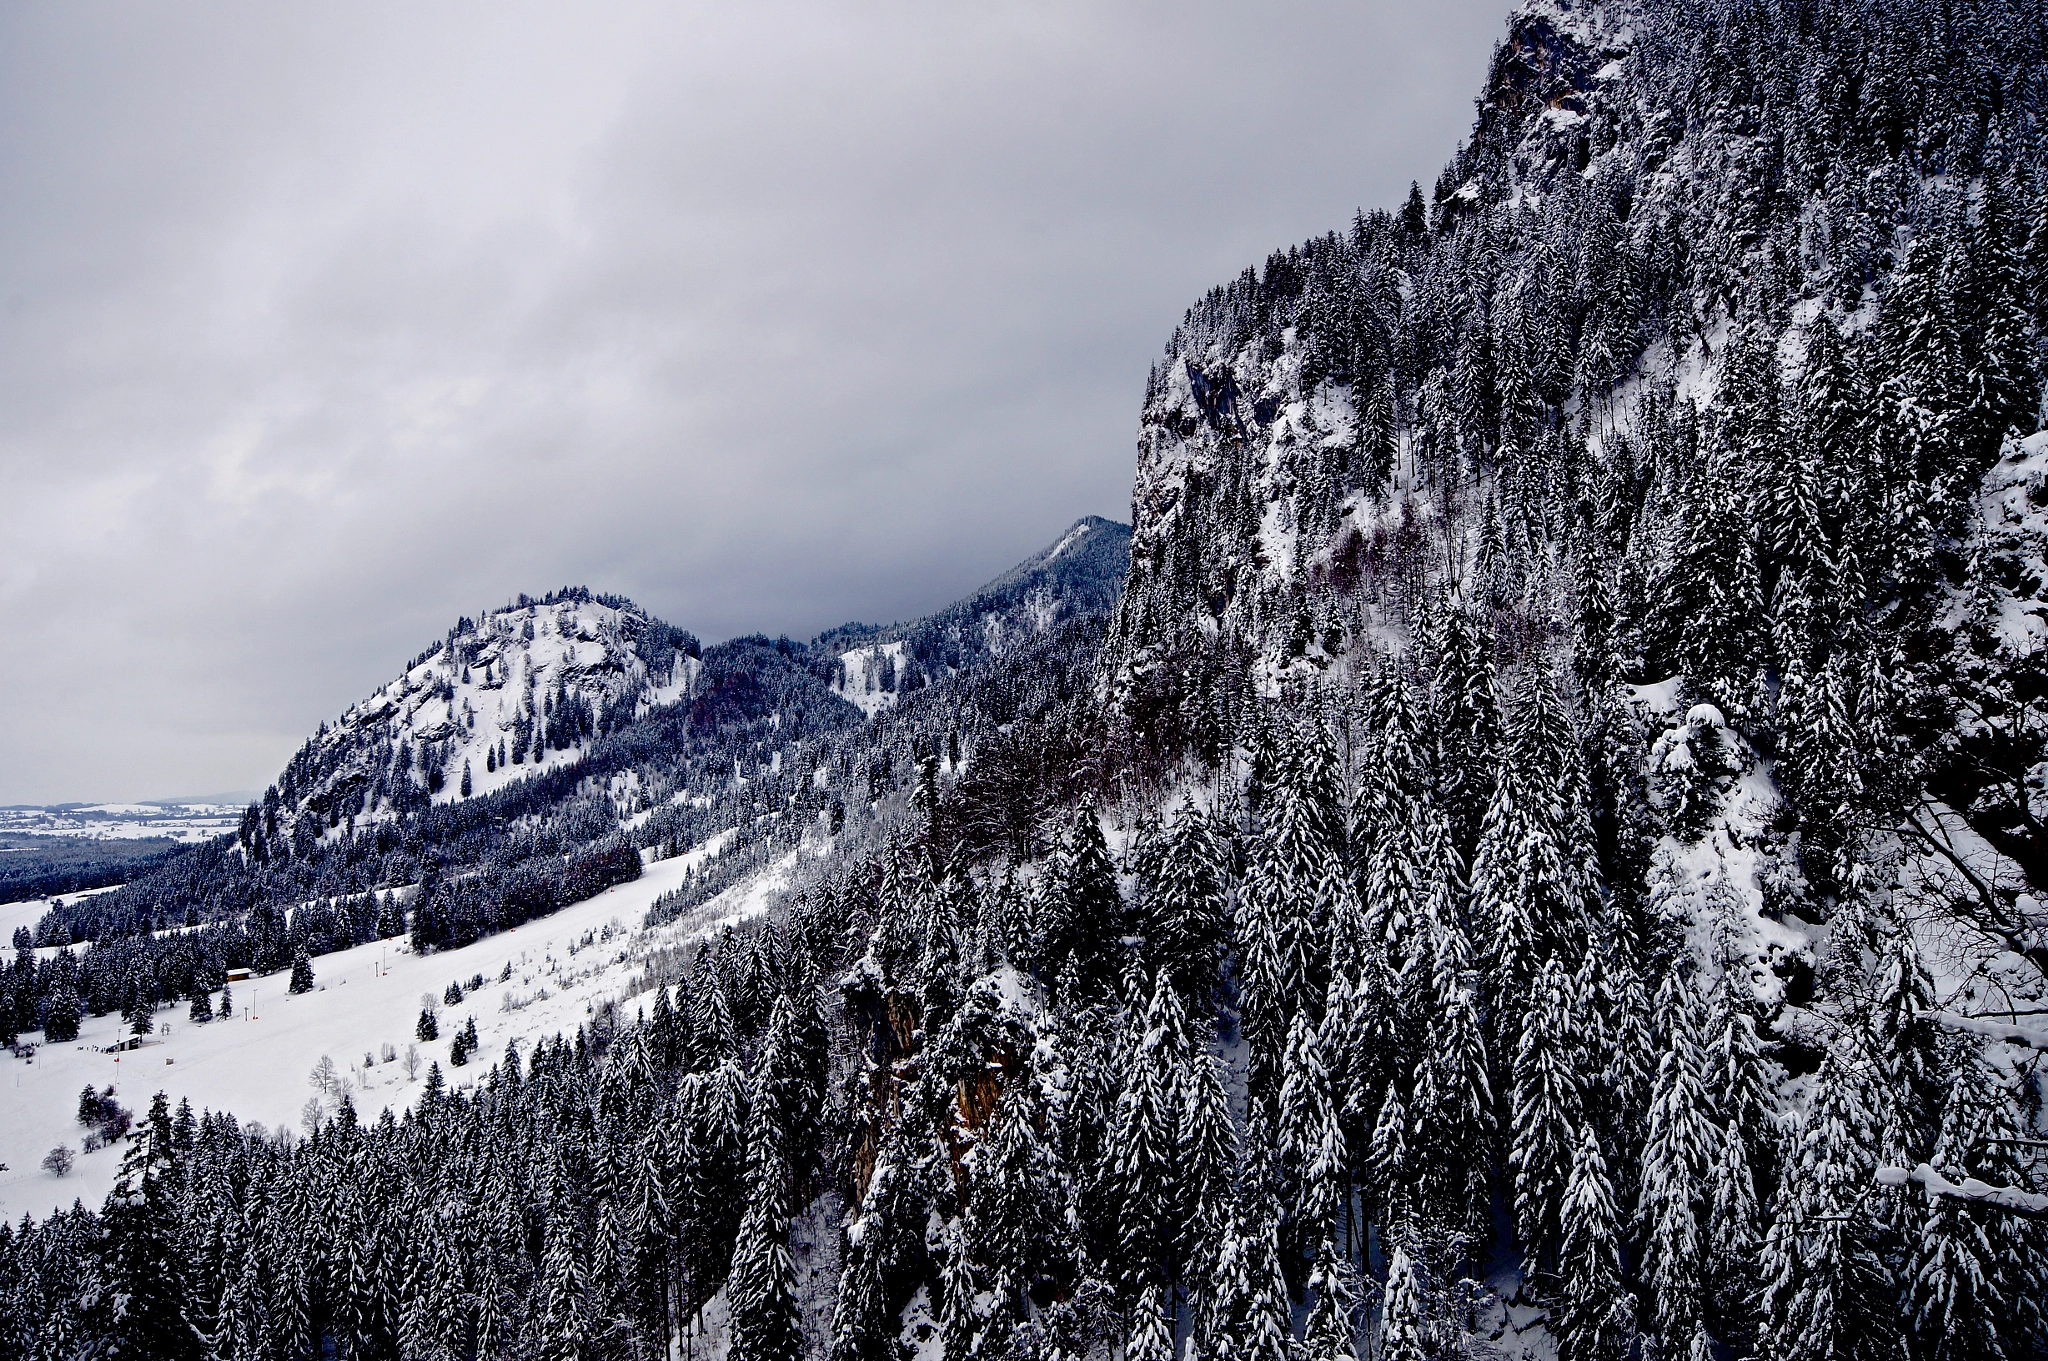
[4,2,2048,1359]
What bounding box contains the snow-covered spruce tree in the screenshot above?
[1645,702,1743,845]
[966,1068,1071,1324]
[938,1224,980,1361]
[754,991,826,1192]
[1126,1281,1174,1361]
[1797,313,1870,574]
[1112,977,1188,1296]
[1235,835,1295,1102]
[1178,1028,1238,1289]
[85,1093,200,1361]
[1035,804,1123,1000]
[1869,922,1944,1177]
[1579,926,1654,1172]
[1878,230,1976,557]
[1203,1107,1291,1361]
[1772,654,1864,896]
[1903,1042,2045,1361]
[1364,1082,1410,1233]
[1378,1240,1429,1361]
[1473,674,1597,1046]
[1409,902,1491,1235]
[1701,954,1776,1339]
[535,1167,589,1361]
[1754,1051,1896,1361]
[1267,713,1351,1009]
[1636,971,1715,1354]
[1301,1235,1359,1361]
[1144,798,1230,1003]
[120,988,153,1038]
[1430,600,1504,863]
[1361,675,1433,988]
[1276,1007,1344,1261]
[725,1107,803,1361]
[287,948,315,994]
[1508,953,1585,1259]
[1553,1124,1634,1361]
[1658,449,1767,715]
[828,1216,896,1361]
[41,981,81,1041]
[679,1059,752,1324]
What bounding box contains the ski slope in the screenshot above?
[0,839,798,1222]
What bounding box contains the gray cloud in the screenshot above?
[0,0,1504,802]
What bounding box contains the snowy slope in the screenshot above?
[272,593,696,834]
[832,642,911,717]
[0,838,798,1221]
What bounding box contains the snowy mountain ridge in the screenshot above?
[821,515,1129,716]
[257,591,698,846]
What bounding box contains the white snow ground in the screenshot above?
[0,889,122,947]
[0,839,798,1222]
[833,642,908,718]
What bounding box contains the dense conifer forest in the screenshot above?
[6,0,2048,1357]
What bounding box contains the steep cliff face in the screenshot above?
[1104,0,2048,1025]
[1107,0,2047,778]
[1107,10,1626,697]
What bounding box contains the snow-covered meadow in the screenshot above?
[0,802,242,843]
[0,840,796,1221]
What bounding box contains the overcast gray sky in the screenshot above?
[0,0,1505,804]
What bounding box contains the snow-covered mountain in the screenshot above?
[821,515,1129,716]
[256,590,697,844]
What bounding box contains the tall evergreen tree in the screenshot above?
[1904,1045,2046,1361]
[1276,1008,1344,1253]
[1554,1124,1634,1361]
[89,1092,200,1361]
[536,1169,588,1361]
[1433,601,1504,864]
[1411,904,1491,1230]
[967,1070,1069,1321]
[1146,799,1230,1002]
[1300,1236,1359,1361]
[1508,954,1584,1255]
[1112,979,1187,1295]
[726,1108,803,1361]
[1378,1241,1430,1361]
[1037,805,1124,999]
[1754,1052,1896,1361]
[288,948,315,995]
[1637,972,1716,1353]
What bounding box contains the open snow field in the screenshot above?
[0,885,124,945]
[0,840,799,1221]
[0,803,243,842]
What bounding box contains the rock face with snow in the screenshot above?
[254,590,698,847]
[1105,4,1636,692]
[1096,0,2048,981]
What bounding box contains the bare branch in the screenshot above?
[1876,1163,2048,1219]
[1930,1009,2048,1051]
